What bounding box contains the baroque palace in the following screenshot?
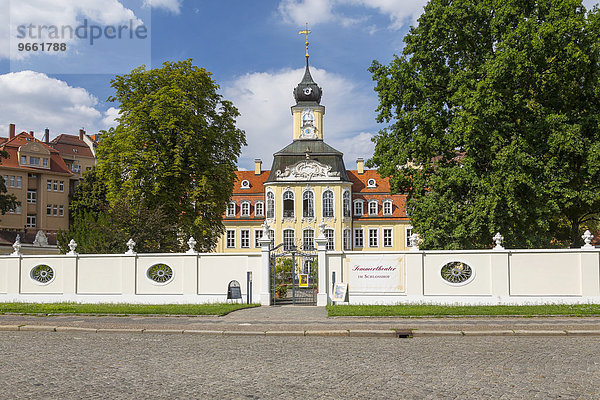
[215,53,412,253]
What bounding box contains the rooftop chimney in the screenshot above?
[357,158,365,174]
[44,128,49,143]
[254,159,262,175]
[29,130,34,138]
[79,129,85,140]
[8,124,15,139]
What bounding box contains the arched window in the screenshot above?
[343,228,351,251]
[343,190,351,217]
[227,201,236,217]
[266,191,275,218]
[302,228,315,251]
[383,200,393,216]
[241,201,250,217]
[283,190,294,218]
[322,190,334,217]
[324,229,335,250]
[353,200,364,216]
[283,229,295,251]
[255,201,264,217]
[369,200,378,216]
[303,191,314,218]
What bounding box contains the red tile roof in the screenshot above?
[233,170,270,194]
[0,132,72,175]
[50,134,94,158]
[347,169,394,193]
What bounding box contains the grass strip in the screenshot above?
[0,302,259,316]
[327,304,600,317]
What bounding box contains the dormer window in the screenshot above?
[30,157,40,166]
[240,179,250,189]
[353,199,364,216]
[241,201,250,217]
[42,158,48,167]
[367,178,376,188]
[20,156,26,164]
[368,200,378,216]
[255,201,264,217]
[383,200,393,216]
[226,201,236,217]
[73,148,78,153]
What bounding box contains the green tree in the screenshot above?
[368,0,600,249]
[58,167,179,253]
[0,149,18,216]
[96,60,246,251]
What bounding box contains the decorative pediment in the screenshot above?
[275,159,340,181]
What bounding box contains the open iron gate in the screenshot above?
[270,242,317,305]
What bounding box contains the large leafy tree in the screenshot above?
[368,0,600,249]
[65,60,246,253]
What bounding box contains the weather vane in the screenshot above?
[299,22,311,59]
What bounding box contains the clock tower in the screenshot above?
[291,33,325,141]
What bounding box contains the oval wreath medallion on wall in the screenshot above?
[146,263,173,284]
[440,261,473,284]
[30,264,54,284]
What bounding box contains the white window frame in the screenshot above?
[266,191,275,219]
[353,200,364,216]
[367,178,376,188]
[240,201,250,217]
[324,229,335,251]
[368,200,378,216]
[240,179,250,189]
[53,180,58,191]
[226,201,236,217]
[26,214,36,228]
[383,200,393,216]
[59,205,64,217]
[27,190,36,204]
[240,229,250,248]
[302,190,314,218]
[369,228,379,248]
[342,190,351,217]
[16,176,22,188]
[42,158,49,167]
[383,228,393,247]
[226,229,236,248]
[354,228,364,248]
[405,226,413,248]
[343,228,351,251]
[282,190,295,218]
[46,205,52,216]
[283,228,295,251]
[47,180,52,191]
[255,201,264,217]
[322,190,334,218]
[254,229,263,248]
[9,176,14,187]
[302,228,315,251]
[30,156,40,166]
[59,181,64,192]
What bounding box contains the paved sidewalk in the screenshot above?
[1,305,600,337]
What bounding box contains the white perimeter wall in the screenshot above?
[0,253,261,304]
[330,249,600,305]
[1,248,599,305]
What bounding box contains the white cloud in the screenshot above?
[102,107,120,128]
[143,0,182,14]
[583,0,600,8]
[278,0,427,30]
[222,67,377,170]
[0,71,114,140]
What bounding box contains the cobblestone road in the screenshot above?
[1,332,598,399]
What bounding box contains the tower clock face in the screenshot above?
[302,109,314,126]
[300,109,317,138]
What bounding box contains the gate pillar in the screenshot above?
[315,235,329,306]
[259,236,272,305]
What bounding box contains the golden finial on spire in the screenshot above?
[299,22,311,60]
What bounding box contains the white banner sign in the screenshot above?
[348,255,404,292]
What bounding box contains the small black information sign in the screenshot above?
[227,280,242,300]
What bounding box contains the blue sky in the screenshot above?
[0,0,598,169]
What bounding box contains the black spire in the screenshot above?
[293,57,322,104]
